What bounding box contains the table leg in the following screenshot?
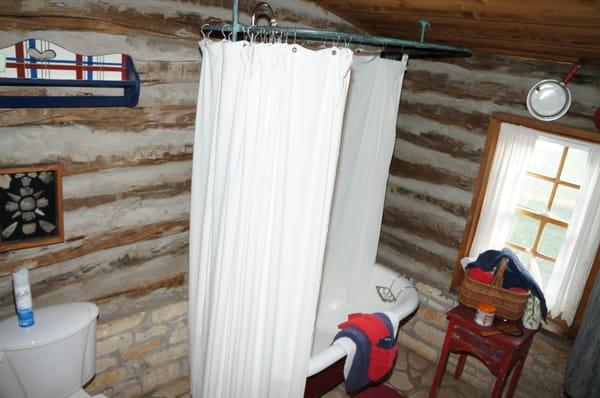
[491,358,512,398]
[505,358,525,398]
[429,321,455,398]
[454,354,466,380]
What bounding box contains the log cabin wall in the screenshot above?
[0,1,352,396]
[378,54,600,289]
[376,54,600,396]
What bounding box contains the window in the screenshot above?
[506,140,588,289]
[453,113,600,337]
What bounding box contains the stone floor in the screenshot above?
[150,345,491,398]
[323,345,490,398]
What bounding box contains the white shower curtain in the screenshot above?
[188,40,352,398]
[319,55,408,303]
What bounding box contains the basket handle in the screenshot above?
[492,257,508,287]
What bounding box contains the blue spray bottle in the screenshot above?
[13,268,35,327]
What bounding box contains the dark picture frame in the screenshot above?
[0,164,64,252]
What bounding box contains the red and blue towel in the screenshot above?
[333,312,398,393]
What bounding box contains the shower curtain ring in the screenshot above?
[201,24,209,41]
[221,24,227,40]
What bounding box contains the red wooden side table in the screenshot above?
[429,305,537,398]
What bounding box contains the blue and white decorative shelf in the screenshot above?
[0,39,140,108]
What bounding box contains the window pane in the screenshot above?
[561,148,588,185]
[508,213,540,249]
[536,257,554,290]
[527,140,564,177]
[551,185,579,221]
[517,176,552,213]
[538,224,567,258]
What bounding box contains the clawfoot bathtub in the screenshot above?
[305,263,419,396]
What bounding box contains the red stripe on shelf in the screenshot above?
[121,54,128,80]
[14,42,25,78]
[6,63,125,73]
[75,54,83,80]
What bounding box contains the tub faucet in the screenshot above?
[376,274,416,303]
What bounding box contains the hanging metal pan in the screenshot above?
[526,63,581,121]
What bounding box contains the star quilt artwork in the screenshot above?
[0,164,64,252]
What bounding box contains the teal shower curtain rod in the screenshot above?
[202,0,472,57]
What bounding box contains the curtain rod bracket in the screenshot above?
[419,20,430,43]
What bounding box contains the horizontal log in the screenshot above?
[0,125,193,172]
[370,17,600,46]
[95,282,187,324]
[379,24,600,63]
[314,1,600,62]
[387,173,472,209]
[394,138,479,180]
[379,230,454,274]
[375,244,453,291]
[0,81,198,108]
[137,61,201,85]
[62,193,190,242]
[381,205,463,249]
[60,152,193,177]
[0,105,196,131]
[397,113,485,151]
[0,218,189,276]
[0,231,188,307]
[64,180,191,211]
[402,88,597,133]
[396,127,481,163]
[441,55,600,85]
[2,0,355,43]
[403,69,598,119]
[315,0,600,26]
[387,184,469,219]
[0,253,188,319]
[398,100,490,136]
[63,160,191,197]
[389,156,475,191]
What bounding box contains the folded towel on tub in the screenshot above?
[332,312,398,393]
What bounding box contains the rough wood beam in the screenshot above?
[381,206,462,249]
[398,101,489,136]
[389,157,475,192]
[63,180,191,211]
[387,184,469,219]
[0,232,188,307]
[0,254,187,319]
[0,106,196,131]
[379,230,454,273]
[396,127,481,163]
[0,218,189,276]
[0,125,194,175]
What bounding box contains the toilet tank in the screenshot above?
[0,302,99,398]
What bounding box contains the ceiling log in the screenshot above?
[312,0,600,63]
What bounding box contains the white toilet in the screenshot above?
[0,302,107,398]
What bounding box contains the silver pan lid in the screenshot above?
[526,79,571,121]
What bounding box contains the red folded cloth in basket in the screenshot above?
[467,267,494,284]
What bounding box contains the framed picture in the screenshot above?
[0,164,64,252]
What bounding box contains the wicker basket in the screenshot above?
[458,274,530,321]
